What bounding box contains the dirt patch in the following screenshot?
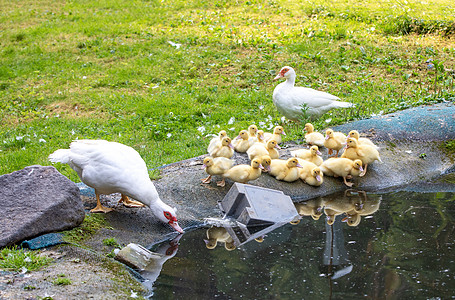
[0,247,145,300]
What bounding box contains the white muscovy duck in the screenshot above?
[273,66,354,121]
[48,139,183,233]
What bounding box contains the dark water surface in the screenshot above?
[149,191,455,299]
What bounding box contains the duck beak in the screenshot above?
[316,175,322,182]
[274,73,283,80]
[202,164,207,169]
[325,135,330,140]
[259,164,265,171]
[359,166,364,172]
[317,151,322,155]
[170,222,184,233]
[296,163,303,168]
[275,145,281,150]
[229,143,234,149]
[282,131,287,136]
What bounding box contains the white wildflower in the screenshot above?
[39,138,46,143]
[168,41,181,49]
[228,117,235,125]
[197,126,205,134]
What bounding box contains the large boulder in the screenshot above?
[0,165,85,248]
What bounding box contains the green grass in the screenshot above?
[102,237,120,247]
[62,213,111,243]
[0,0,454,177]
[52,274,72,286]
[0,246,52,272]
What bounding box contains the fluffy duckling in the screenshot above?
[320,158,364,187]
[303,123,325,147]
[223,158,264,184]
[324,129,347,157]
[296,158,323,186]
[247,139,281,160]
[341,138,382,177]
[260,155,272,173]
[207,130,228,154]
[264,126,286,144]
[295,198,325,220]
[210,136,234,158]
[205,226,236,251]
[233,130,255,153]
[256,130,266,144]
[247,124,258,138]
[201,157,234,187]
[291,145,323,166]
[347,130,378,149]
[269,157,303,182]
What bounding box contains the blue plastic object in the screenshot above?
[21,233,65,250]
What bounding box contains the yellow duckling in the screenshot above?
[341,138,382,177]
[260,155,272,173]
[223,158,264,184]
[210,136,234,158]
[291,145,323,166]
[233,130,255,153]
[201,156,234,187]
[295,198,325,220]
[323,128,347,157]
[320,158,364,187]
[204,227,236,251]
[247,124,258,138]
[256,130,266,144]
[347,130,378,149]
[269,157,303,182]
[247,139,280,160]
[264,126,286,144]
[303,123,325,147]
[296,158,323,186]
[207,130,228,154]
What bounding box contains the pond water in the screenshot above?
[145,190,455,299]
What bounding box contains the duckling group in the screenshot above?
[202,123,382,188]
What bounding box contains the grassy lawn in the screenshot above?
[1,0,454,180]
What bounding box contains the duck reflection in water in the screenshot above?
[140,234,182,291]
[204,226,269,251]
[321,190,381,226]
[294,198,325,221]
[205,226,236,251]
[342,190,382,226]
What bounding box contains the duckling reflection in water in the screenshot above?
[295,198,325,221]
[342,191,381,226]
[205,226,236,251]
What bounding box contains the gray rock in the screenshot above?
[0,165,84,247]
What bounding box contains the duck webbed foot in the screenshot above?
[216,178,226,187]
[343,176,354,187]
[91,193,113,213]
[201,175,212,184]
[118,194,145,208]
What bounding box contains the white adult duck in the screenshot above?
[273,66,354,121]
[48,139,183,233]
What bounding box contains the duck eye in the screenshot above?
[164,211,171,219]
